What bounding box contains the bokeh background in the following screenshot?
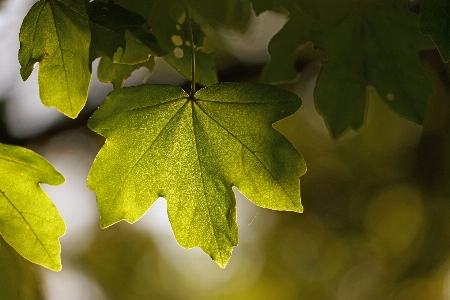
[1,0,450,299]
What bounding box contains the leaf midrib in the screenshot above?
[194,101,298,207]
[0,188,56,267]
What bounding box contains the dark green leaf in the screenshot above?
[261,0,434,138]
[87,83,305,267]
[0,143,65,271]
[419,0,450,62]
[111,0,218,86]
[97,56,156,89]
[149,0,218,86]
[19,0,91,118]
[259,1,317,85]
[88,1,165,64]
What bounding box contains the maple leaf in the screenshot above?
[19,0,91,118]
[87,83,306,267]
[0,143,65,271]
[260,0,434,138]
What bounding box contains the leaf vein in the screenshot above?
[191,101,223,261]
[0,189,55,265]
[195,102,297,207]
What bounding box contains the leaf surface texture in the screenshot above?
[19,0,91,118]
[88,83,305,266]
[0,143,65,271]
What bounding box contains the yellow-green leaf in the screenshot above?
[87,83,305,267]
[19,0,91,118]
[0,143,65,271]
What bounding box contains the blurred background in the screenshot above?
[2,0,450,299]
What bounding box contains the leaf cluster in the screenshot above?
[0,0,446,270]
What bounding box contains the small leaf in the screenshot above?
[97,56,156,89]
[19,0,91,118]
[419,0,450,62]
[0,143,65,271]
[88,83,305,267]
[88,1,165,64]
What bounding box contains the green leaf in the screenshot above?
[259,1,317,84]
[112,0,218,86]
[315,0,434,138]
[88,1,165,64]
[149,0,218,86]
[19,0,91,118]
[87,83,305,267]
[419,0,450,62]
[0,143,65,271]
[97,56,156,89]
[261,0,434,138]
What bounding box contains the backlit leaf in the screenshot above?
[0,143,65,271]
[88,83,305,267]
[19,0,91,118]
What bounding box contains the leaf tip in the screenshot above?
[50,261,63,272]
[212,253,231,269]
[52,172,65,186]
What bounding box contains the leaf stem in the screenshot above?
[185,3,196,99]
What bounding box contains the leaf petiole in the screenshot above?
[185,2,196,99]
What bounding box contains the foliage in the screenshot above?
[87,83,305,266]
[0,143,64,271]
[0,0,446,273]
[19,0,91,118]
